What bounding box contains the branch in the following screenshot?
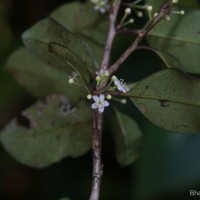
[89,111,103,200]
[99,0,122,71]
[89,2,122,200]
[108,0,173,75]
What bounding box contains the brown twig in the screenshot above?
[89,110,103,200]
[108,0,173,75]
[89,1,122,200]
[99,0,122,71]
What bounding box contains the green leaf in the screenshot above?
[50,1,108,65]
[78,33,105,68]
[146,0,199,10]
[48,42,92,87]
[140,48,182,70]
[147,9,200,74]
[50,1,108,45]
[111,108,143,166]
[22,18,95,83]
[129,69,200,133]
[0,95,92,168]
[5,47,86,103]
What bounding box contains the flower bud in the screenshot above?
[125,8,131,15]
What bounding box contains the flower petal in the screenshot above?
[103,100,109,107]
[98,106,104,113]
[99,94,105,101]
[93,95,99,101]
[121,87,126,93]
[91,103,98,109]
[114,79,119,86]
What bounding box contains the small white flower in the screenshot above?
[114,78,129,93]
[91,94,109,113]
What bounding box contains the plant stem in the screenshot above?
[99,0,122,71]
[89,1,173,200]
[89,2,122,200]
[108,0,173,75]
[89,111,103,200]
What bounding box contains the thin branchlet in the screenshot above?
[108,0,173,75]
[89,2,122,199]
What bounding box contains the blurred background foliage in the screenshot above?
[0,0,200,200]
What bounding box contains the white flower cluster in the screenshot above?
[89,73,130,113]
[90,0,110,14]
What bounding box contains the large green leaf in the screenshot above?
[111,108,143,166]
[5,47,86,103]
[0,95,92,168]
[50,1,108,45]
[129,69,200,133]
[147,9,200,74]
[50,1,108,65]
[22,18,95,83]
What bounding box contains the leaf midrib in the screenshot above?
[129,94,200,108]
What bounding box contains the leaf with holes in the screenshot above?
[5,47,86,103]
[22,18,95,84]
[147,9,200,74]
[0,95,92,168]
[129,69,200,133]
[50,1,108,65]
[111,108,143,166]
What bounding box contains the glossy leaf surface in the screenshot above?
[22,18,95,82]
[50,1,108,65]
[130,69,200,133]
[147,10,200,74]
